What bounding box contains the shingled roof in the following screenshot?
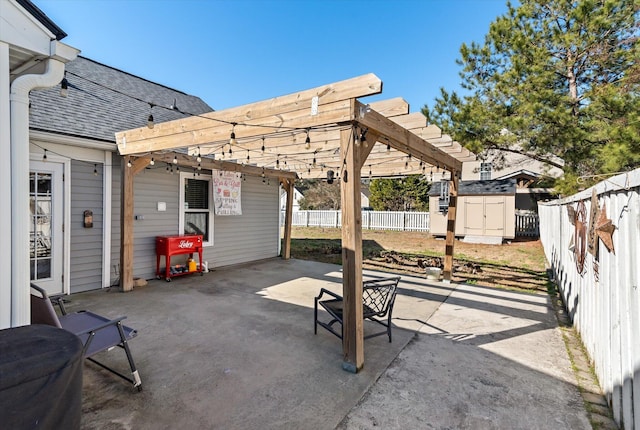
[29,56,213,143]
[429,178,517,196]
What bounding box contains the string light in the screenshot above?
[354,127,361,147]
[229,122,237,146]
[197,162,202,171]
[196,146,202,163]
[305,129,311,150]
[312,156,317,168]
[246,151,250,163]
[93,164,98,176]
[228,145,233,156]
[173,155,178,164]
[60,74,68,97]
[150,157,155,166]
[147,103,154,129]
[43,149,48,161]
[261,137,265,153]
[127,159,132,168]
[386,143,391,153]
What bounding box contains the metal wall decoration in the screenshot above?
[595,203,616,254]
[574,201,587,274]
[587,189,600,257]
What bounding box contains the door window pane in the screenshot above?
[30,171,53,280]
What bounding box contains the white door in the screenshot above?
[29,161,64,295]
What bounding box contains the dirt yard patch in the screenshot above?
[288,227,549,292]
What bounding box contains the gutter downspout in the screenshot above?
[9,41,77,327]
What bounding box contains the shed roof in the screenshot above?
[28,56,213,143]
[429,178,516,196]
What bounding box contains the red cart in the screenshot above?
[155,234,203,282]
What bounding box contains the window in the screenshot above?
[480,162,492,180]
[438,180,450,213]
[180,174,213,245]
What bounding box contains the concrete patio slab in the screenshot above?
[70,259,450,430]
[60,259,590,429]
[338,283,591,429]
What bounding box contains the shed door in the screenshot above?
[29,161,64,295]
[464,196,485,235]
[484,196,505,235]
[464,196,506,237]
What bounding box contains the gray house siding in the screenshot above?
[70,160,104,292]
[110,159,281,284]
[207,175,280,269]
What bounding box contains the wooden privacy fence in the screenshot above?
[538,168,640,430]
[283,210,540,237]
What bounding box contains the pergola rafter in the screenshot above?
[115,73,471,373]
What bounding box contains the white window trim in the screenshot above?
[179,172,214,247]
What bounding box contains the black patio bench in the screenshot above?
[314,276,401,342]
[30,283,142,391]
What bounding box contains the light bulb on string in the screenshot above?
[386,143,391,153]
[150,157,155,166]
[60,74,68,97]
[166,164,170,172]
[173,155,178,164]
[196,146,202,163]
[43,149,48,161]
[360,128,368,148]
[93,164,98,176]
[305,129,311,150]
[312,157,316,168]
[127,159,132,168]
[261,137,265,153]
[246,151,250,163]
[197,162,202,171]
[147,103,154,129]
[229,123,237,146]
[354,127,361,147]
[228,145,233,156]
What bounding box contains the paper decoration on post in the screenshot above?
[595,203,616,254]
[213,171,242,216]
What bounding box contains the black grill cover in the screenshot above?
[0,324,83,429]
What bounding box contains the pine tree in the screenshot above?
[424,0,639,194]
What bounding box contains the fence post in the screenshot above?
[306,211,310,227]
[403,212,407,231]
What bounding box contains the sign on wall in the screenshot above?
[213,171,242,216]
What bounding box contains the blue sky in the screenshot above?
[35,0,509,112]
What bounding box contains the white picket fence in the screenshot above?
[283,210,540,237]
[538,168,640,430]
[284,210,431,231]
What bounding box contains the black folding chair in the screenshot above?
[314,276,401,342]
[30,284,142,391]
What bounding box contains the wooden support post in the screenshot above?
[340,125,376,373]
[120,156,135,292]
[119,157,149,292]
[281,178,294,260]
[443,172,459,282]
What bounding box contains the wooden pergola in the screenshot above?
[115,74,474,372]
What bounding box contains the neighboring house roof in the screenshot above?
[494,169,540,181]
[29,56,213,143]
[429,178,516,196]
